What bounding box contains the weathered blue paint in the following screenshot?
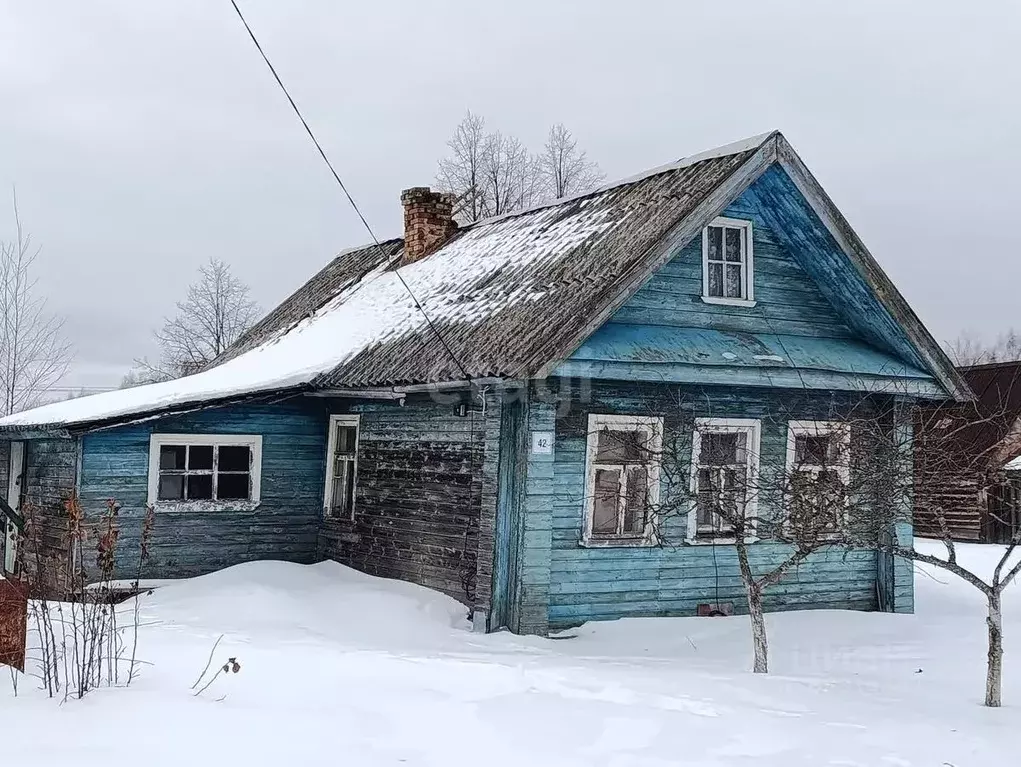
[559,325,941,395]
[78,398,329,580]
[511,398,556,635]
[506,383,906,632]
[560,173,932,393]
[491,396,525,630]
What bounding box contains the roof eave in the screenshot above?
[771,135,973,403]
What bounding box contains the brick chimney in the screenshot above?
[400,187,457,265]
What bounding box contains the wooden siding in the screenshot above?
[20,439,77,593]
[611,188,853,340]
[78,399,328,581]
[318,393,501,611]
[510,383,909,632]
[562,171,937,395]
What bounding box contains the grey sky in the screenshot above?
[2,1,1020,391]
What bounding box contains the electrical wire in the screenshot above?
[228,1,483,605]
[227,0,471,383]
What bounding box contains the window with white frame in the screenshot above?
[324,415,360,520]
[702,217,753,303]
[689,419,760,540]
[147,434,262,508]
[785,421,850,536]
[583,414,662,544]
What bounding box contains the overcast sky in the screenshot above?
[2,1,1020,391]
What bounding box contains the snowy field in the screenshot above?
[2,541,1017,766]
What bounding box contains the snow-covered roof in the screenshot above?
[0,129,969,431]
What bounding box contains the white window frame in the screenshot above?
[582,414,663,547]
[323,414,361,521]
[687,418,761,543]
[701,216,755,307]
[785,420,851,533]
[146,433,262,511]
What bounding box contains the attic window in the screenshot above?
[702,217,754,306]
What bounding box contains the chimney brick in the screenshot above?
[400,187,457,265]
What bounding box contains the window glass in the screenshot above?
[187,474,213,500]
[153,438,259,504]
[219,445,251,472]
[585,416,662,541]
[189,445,214,471]
[158,474,184,501]
[327,418,360,518]
[160,445,186,471]
[595,429,647,463]
[218,473,250,500]
[724,227,742,262]
[704,220,750,300]
[592,468,620,534]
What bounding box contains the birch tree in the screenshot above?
[539,124,605,199]
[436,110,490,224]
[437,113,602,222]
[0,192,73,415]
[137,258,260,382]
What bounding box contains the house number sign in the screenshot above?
[531,431,554,455]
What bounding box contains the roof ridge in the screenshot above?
[461,130,779,231]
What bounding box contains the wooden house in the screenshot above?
[0,132,968,634]
[915,361,1021,543]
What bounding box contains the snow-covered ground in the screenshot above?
[2,541,1017,766]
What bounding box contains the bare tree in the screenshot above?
[945,329,1021,366]
[539,124,605,200]
[0,191,74,416]
[633,397,870,675]
[144,258,260,381]
[482,132,540,217]
[437,113,601,222]
[437,111,490,224]
[834,389,1021,707]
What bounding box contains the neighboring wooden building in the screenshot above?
[0,132,968,633]
[915,362,1021,543]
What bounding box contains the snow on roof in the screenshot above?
[0,133,773,430]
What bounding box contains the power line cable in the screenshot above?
[228,0,471,382]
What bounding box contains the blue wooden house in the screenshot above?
[0,132,968,634]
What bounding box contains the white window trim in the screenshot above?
[582,414,663,547]
[784,420,851,533]
[323,414,361,521]
[147,433,263,512]
[701,216,755,305]
[687,418,761,544]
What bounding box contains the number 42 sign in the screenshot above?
[531,431,554,455]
